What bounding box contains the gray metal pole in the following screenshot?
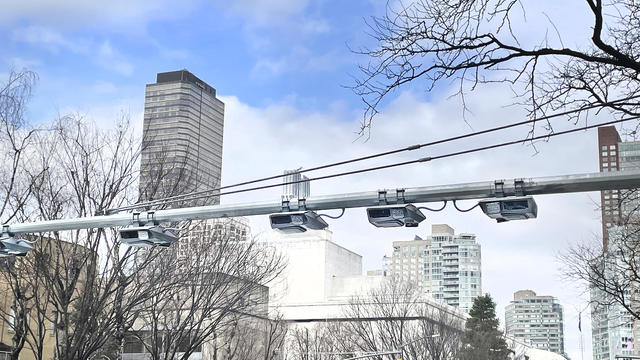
[4,170,640,235]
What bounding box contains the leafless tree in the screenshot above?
[560,213,640,323]
[0,68,284,360]
[287,324,340,360]
[286,280,463,360]
[0,68,45,359]
[217,312,265,359]
[0,68,40,225]
[0,108,168,360]
[220,310,288,360]
[134,230,285,360]
[262,312,289,360]
[353,0,640,137]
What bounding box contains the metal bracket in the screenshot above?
[146,211,158,225]
[132,212,141,225]
[281,199,291,213]
[396,189,406,204]
[377,190,388,205]
[514,179,526,196]
[494,181,505,198]
[1,225,9,237]
[297,198,307,211]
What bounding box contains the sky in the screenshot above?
[0,0,619,358]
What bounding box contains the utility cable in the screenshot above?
[318,208,346,219]
[418,201,447,212]
[115,115,640,210]
[452,200,480,212]
[106,95,640,213]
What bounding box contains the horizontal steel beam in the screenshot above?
[4,170,640,235]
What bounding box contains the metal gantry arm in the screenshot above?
[3,170,640,235]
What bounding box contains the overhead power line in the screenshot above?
[112,115,639,210]
[107,95,640,214]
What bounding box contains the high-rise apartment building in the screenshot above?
[505,290,565,356]
[388,224,481,312]
[140,70,225,203]
[592,126,639,359]
[598,126,621,250]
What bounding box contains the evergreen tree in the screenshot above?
[459,294,511,360]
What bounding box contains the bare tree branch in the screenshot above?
[352,0,640,138]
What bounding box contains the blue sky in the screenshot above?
[1,1,608,358]
[1,0,399,124]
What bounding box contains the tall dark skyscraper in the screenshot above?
[140,70,224,204]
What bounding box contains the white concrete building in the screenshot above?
[266,229,363,310]
[387,224,482,313]
[505,290,565,356]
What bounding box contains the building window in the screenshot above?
[602,152,608,156]
[602,146,608,150]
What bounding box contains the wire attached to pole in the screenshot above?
[452,200,479,213]
[110,115,640,212]
[318,208,346,219]
[418,201,447,212]
[106,95,640,214]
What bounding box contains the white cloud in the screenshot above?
[0,0,200,32]
[251,47,345,77]
[58,96,143,132]
[219,86,605,359]
[12,25,88,53]
[12,27,134,76]
[4,56,42,70]
[96,41,134,76]
[219,0,314,28]
[211,0,333,77]
[91,81,118,94]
